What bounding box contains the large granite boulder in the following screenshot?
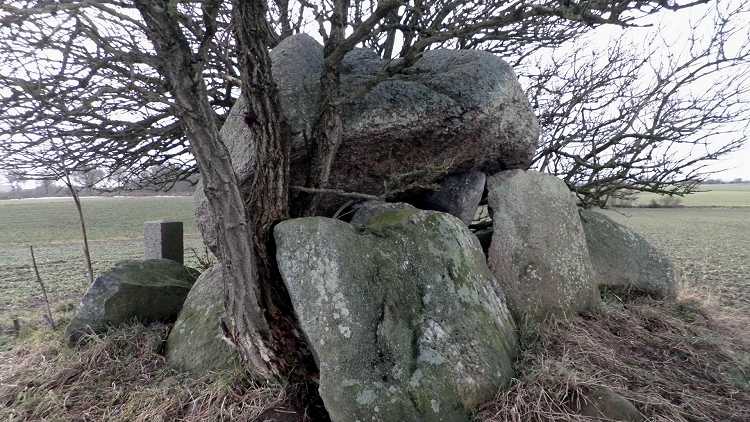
[274,207,518,422]
[196,33,539,254]
[65,259,198,345]
[167,265,240,374]
[579,209,679,299]
[486,170,599,327]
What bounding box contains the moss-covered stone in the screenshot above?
[275,206,518,422]
[349,201,417,227]
[166,265,240,374]
[196,33,539,255]
[580,209,679,299]
[65,259,197,345]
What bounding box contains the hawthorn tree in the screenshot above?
[2,0,748,388]
[528,3,750,206]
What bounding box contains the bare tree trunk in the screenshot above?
[64,173,94,286]
[232,0,313,378]
[301,0,350,216]
[134,0,311,380]
[300,0,401,216]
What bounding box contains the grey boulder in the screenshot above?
[196,33,538,253]
[414,171,486,225]
[487,170,599,327]
[580,209,679,299]
[274,206,518,422]
[167,265,240,374]
[65,259,197,345]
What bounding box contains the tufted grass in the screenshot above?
[0,323,305,422]
[1,291,747,421]
[478,291,750,422]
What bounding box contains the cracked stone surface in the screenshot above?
[580,209,679,299]
[196,33,538,253]
[275,206,518,422]
[487,170,599,328]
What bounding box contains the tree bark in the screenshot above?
[134,0,312,380]
[300,0,402,216]
[301,0,350,216]
[135,0,274,378]
[232,0,313,378]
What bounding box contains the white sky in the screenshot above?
[580,1,750,181]
[659,3,750,180]
[713,145,750,180]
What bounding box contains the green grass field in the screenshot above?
[635,183,750,207]
[600,207,750,312]
[0,196,205,325]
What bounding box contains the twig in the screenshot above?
[332,199,358,220]
[469,219,493,231]
[291,185,382,201]
[29,245,56,329]
[12,317,21,336]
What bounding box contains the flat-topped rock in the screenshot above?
[66,259,197,345]
[144,220,183,264]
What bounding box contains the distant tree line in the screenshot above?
[0,169,196,200]
[702,177,749,184]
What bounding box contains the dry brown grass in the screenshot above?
[478,293,750,422]
[2,292,748,422]
[0,323,301,422]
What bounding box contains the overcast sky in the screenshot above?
[664,2,749,180]
[710,144,750,180]
[586,1,750,181]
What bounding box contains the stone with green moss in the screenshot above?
[580,209,678,299]
[275,206,518,422]
[166,265,240,374]
[65,259,197,345]
[349,201,417,226]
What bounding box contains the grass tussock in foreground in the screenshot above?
[0,324,294,422]
[479,294,750,422]
[1,296,748,422]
